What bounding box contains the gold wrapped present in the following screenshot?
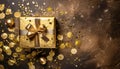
[19,17,56,48]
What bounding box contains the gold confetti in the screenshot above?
[0,41,3,47]
[71,48,77,55]
[0,4,5,11]
[28,62,35,69]
[75,40,80,46]
[67,32,73,38]
[0,48,2,53]
[0,54,4,61]
[6,8,12,15]
[1,33,8,39]
[3,46,12,55]
[57,34,63,41]
[19,54,26,61]
[59,43,65,49]
[9,42,16,48]
[8,59,16,66]
[65,42,71,48]
[8,33,15,40]
[15,47,23,52]
[47,7,53,12]
[0,64,4,69]
[12,53,18,58]
[14,11,21,18]
[0,12,5,19]
[57,54,64,60]
[6,18,14,28]
[49,50,55,57]
[47,55,53,61]
[31,51,37,57]
[8,28,15,32]
[26,54,31,59]
[39,57,47,65]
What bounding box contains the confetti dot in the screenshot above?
[0,64,4,69]
[9,42,16,48]
[8,33,15,40]
[57,54,64,60]
[0,4,5,11]
[59,43,65,49]
[47,55,53,61]
[0,12,5,19]
[67,32,73,38]
[57,34,63,40]
[71,48,77,55]
[0,54,4,61]
[12,53,18,58]
[1,33,8,39]
[39,57,47,65]
[14,12,21,18]
[75,40,80,46]
[8,59,16,66]
[49,50,55,57]
[15,47,23,52]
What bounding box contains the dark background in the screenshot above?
[0,0,120,69]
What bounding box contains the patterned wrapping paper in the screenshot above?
[18,17,56,48]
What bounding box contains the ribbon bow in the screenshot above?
[25,19,49,47]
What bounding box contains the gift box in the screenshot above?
[18,17,56,48]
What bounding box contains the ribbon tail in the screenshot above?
[41,34,49,42]
[35,34,40,48]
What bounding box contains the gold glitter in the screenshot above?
[6,18,14,28]
[26,54,31,59]
[49,50,55,57]
[0,54,4,61]
[59,43,65,49]
[15,47,22,52]
[16,35,19,42]
[9,42,16,48]
[65,42,71,48]
[0,48,2,53]
[3,46,12,55]
[0,4,5,11]
[0,41,3,47]
[47,55,53,61]
[8,59,16,66]
[12,53,18,58]
[8,28,15,32]
[75,40,80,46]
[19,54,26,61]
[1,33,8,39]
[39,57,47,65]
[28,62,35,69]
[8,33,15,40]
[47,7,53,12]
[57,54,64,60]
[14,11,21,18]
[6,8,12,15]
[0,64,4,69]
[0,12,5,19]
[26,2,30,5]
[57,34,63,41]
[31,51,37,57]
[12,2,15,5]
[67,32,73,38]
[71,48,77,55]
[32,1,35,4]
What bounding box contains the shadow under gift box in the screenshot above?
[16,17,56,48]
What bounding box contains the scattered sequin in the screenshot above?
[1,33,8,39]
[71,48,77,55]
[57,54,64,60]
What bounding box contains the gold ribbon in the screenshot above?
[25,19,48,47]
